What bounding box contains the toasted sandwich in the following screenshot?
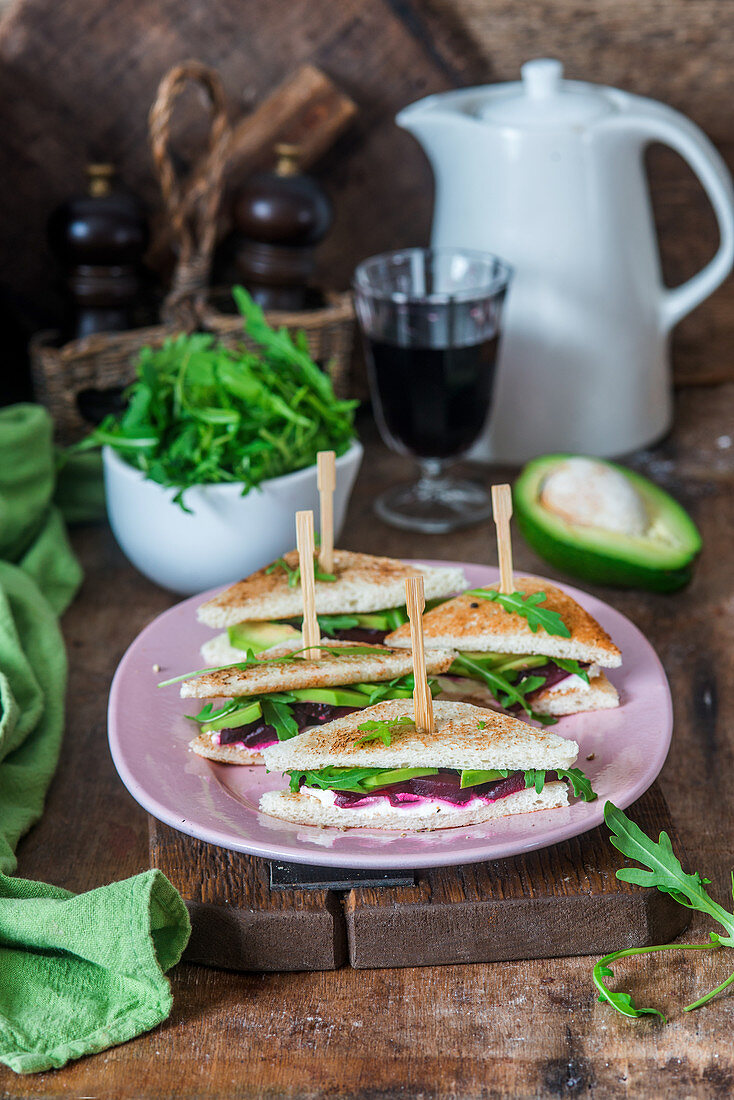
[384,576,621,721]
[178,640,455,765]
[196,550,465,666]
[260,698,595,830]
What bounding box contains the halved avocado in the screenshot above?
[514,455,701,592]
[228,620,301,652]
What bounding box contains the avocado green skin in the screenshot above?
[514,455,701,593]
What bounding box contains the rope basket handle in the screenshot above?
[149,60,232,331]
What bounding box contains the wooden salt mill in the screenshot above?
[231,143,332,311]
[47,163,149,340]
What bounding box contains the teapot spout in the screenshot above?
[396,89,485,154]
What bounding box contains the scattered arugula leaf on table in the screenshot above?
[593,802,734,1022]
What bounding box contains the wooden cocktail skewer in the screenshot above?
[405,575,435,735]
[295,510,321,658]
[317,450,336,574]
[491,483,515,595]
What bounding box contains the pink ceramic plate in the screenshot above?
[108,562,672,869]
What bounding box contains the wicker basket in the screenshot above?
[30,61,355,444]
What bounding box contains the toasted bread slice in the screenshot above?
[180,640,456,699]
[262,698,579,774]
[533,670,619,715]
[197,550,465,628]
[190,731,267,765]
[259,780,568,831]
[385,576,621,668]
[199,632,273,667]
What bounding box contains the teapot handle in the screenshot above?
[608,104,734,330]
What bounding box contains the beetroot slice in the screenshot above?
[218,703,357,747]
[332,769,528,809]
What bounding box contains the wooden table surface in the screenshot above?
[3,388,734,1099]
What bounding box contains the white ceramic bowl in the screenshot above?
[102,440,363,595]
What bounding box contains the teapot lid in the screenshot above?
[477,59,614,128]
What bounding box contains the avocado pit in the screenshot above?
[540,457,648,537]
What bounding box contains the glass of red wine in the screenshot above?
[353,247,512,532]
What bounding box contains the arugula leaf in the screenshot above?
[524,768,546,795]
[265,556,337,587]
[557,768,597,802]
[593,803,734,1022]
[465,588,571,637]
[553,658,590,684]
[266,557,300,587]
[288,766,387,794]
[450,653,557,725]
[305,645,389,659]
[357,674,440,706]
[317,614,361,636]
[522,767,597,801]
[187,697,249,724]
[161,643,389,689]
[355,716,414,747]
[605,803,734,944]
[158,651,261,686]
[261,697,300,741]
[69,286,358,510]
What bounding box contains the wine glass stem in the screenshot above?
[417,458,448,499]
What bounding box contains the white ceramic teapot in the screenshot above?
[397,59,734,462]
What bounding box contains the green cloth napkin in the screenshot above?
[0,404,190,1075]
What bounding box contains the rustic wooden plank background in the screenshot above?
[0,0,731,383]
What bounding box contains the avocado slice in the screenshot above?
[460,769,508,788]
[349,609,409,631]
[458,652,548,674]
[350,682,414,699]
[360,768,439,791]
[228,620,301,653]
[287,688,369,706]
[514,455,701,592]
[201,700,262,734]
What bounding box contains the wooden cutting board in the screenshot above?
[149,783,690,971]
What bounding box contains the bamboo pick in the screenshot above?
[295,510,321,658]
[317,450,336,573]
[491,483,515,595]
[405,576,435,735]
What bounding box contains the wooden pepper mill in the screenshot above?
[231,143,332,311]
[47,163,149,340]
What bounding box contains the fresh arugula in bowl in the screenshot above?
[74,286,357,508]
